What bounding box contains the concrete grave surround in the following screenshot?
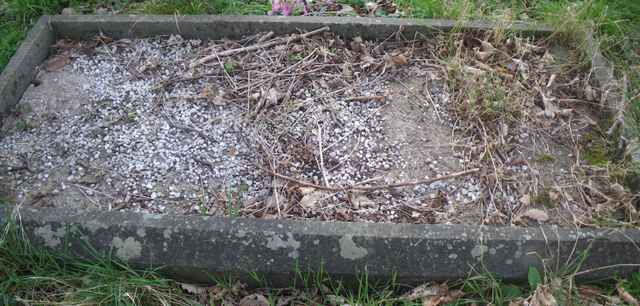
[1,15,639,284]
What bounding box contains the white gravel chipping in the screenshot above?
[0,34,486,223]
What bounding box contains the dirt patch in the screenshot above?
[0,29,633,226]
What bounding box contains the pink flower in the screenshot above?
[270,0,310,16]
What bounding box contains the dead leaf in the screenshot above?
[299,188,326,209]
[519,194,531,206]
[512,59,529,80]
[361,55,378,69]
[325,294,347,306]
[45,54,71,72]
[422,296,441,306]
[179,283,208,295]
[352,195,375,209]
[440,289,464,303]
[267,87,281,105]
[584,84,596,101]
[384,52,408,68]
[508,299,524,306]
[530,286,558,306]
[401,283,441,300]
[463,66,485,76]
[475,47,494,61]
[521,208,549,222]
[479,39,497,52]
[290,44,304,53]
[577,285,602,301]
[202,85,228,106]
[239,294,270,306]
[617,285,639,306]
[536,87,572,118]
[342,62,354,80]
[542,51,555,64]
[350,36,368,54]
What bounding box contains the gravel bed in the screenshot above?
[1,30,628,226]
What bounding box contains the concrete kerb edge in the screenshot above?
[48,15,553,41]
[2,205,640,284]
[1,15,639,284]
[584,29,640,192]
[0,16,54,116]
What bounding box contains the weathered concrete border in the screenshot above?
[0,16,54,116]
[1,15,639,284]
[49,15,552,41]
[3,206,640,284]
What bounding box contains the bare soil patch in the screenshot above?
[0,28,634,226]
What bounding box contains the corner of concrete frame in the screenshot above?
[1,15,639,285]
[0,16,54,117]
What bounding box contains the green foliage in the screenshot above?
[0,22,24,70]
[225,182,248,217]
[460,270,525,305]
[14,119,32,131]
[126,0,212,15]
[532,188,554,208]
[528,266,542,291]
[0,222,192,305]
[223,61,235,73]
[618,272,640,299]
[535,153,555,163]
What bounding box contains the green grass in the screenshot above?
[0,222,193,305]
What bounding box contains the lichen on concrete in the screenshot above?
[136,228,146,238]
[266,232,301,259]
[83,219,107,234]
[34,224,66,248]
[470,244,488,259]
[111,236,142,260]
[339,235,367,260]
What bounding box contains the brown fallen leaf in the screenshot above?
[617,285,639,306]
[508,299,524,306]
[202,85,228,106]
[298,187,327,209]
[325,294,347,306]
[384,52,408,68]
[422,296,440,306]
[266,87,281,105]
[475,47,495,61]
[179,282,208,295]
[479,39,497,52]
[239,294,270,306]
[536,87,572,118]
[530,286,558,306]
[45,54,71,72]
[521,208,550,222]
[402,283,441,300]
[519,194,531,206]
[440,289,464,303]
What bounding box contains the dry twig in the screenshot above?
[191,26,330,67]
[266,168,479,192]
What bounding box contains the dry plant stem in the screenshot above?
[162,114,213,142]
[316,122,330,187]
[394,78,441,121]
[345,95,386,102]
[191,26,330,67]
[266,168,479,192]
